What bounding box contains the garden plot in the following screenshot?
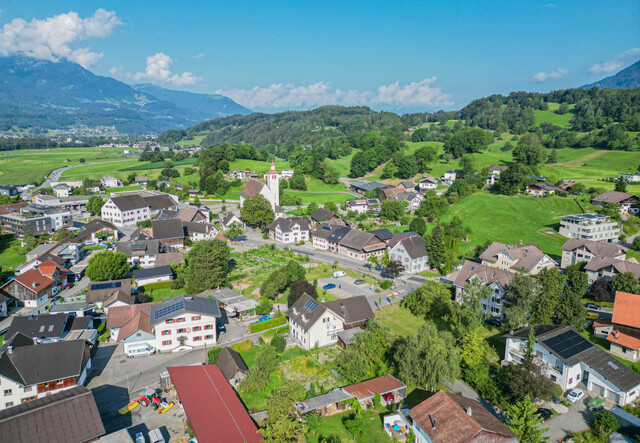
[281,355,340,391]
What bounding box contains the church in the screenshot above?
[239,161,280,211]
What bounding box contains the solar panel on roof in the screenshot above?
[91,281,122,290]
[304,299,318,311]
[542,330,593,360]
[153,300,185,320]
[322,226,331,231]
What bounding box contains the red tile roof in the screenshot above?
[607,329,640,351]
[409,391,516,443]
[12,268,55,294]
[342,375,406,400]
[612,291,640,329]
[593,318,612,328]
[37,259,68,278]
[168,365,262,443]
[107,303,159,341]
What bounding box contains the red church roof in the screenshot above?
[267,161,278,175]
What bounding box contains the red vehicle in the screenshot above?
[64,284,72,289]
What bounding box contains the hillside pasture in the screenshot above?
[533,103,575,128]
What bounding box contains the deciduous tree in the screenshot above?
[185,239,231,294]
[86,251,129,282]
[240,194,275,228]
[288,280,318,307]
[610,271,640,295]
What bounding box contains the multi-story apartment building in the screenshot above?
[388,234,430,274]
[0,214,53,237]
[560,238,625,269]
[267,217,310,244]
[101,192,178,227]
[149,295,222,353]
[453,261,515,318]
[559,213,619,242]
[479,241,555,275]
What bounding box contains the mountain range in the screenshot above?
[582,60,640,89]
[0,54,250,134]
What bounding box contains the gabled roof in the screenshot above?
[367,228,394,241]
[176,207,206,223]
[0,338,90,385]
[9,268,55,294]
[287,293,327,332]
[151,218,184,240]
[6,314,70,341]
[133,265,173,281]
[267,216,310,233]
[584,256,640,279]
[611,291,640,329]
[116,239,162,257]
[148,294,221,325]
[183,221,215,234]
[86,279,132,305]
[488,165,508,172]
[339,229,385,252]
[109,194,148,211]
[240,179,266,198]
[107,303,158,341]
[350,181,392,192]
[221,213,242,227]
[592,191,639,204]
[561,238,625,258]
[453,260,515,289]
[419,176,438,184]
[409,391,516,443]
[390,235,429,259]
[479,241,550,273]
[399,180,416,188]
[327,226,352,243]
[310,208,336,222]
[312,222,341,240]
[0,386,104,443]
[143,193,178,211]
[343,375,406,400]
[324,295,374,326]
[168,364,262,443]
[217,347,248,381]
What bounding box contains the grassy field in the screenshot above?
[308,408,393,443]
[0,147,128,185]
[0,235,25,279]
[284,190,353,205]
[533,103,575,128]
[228,158,291,173]
[176,135,206,146]
[375,304,429,337]
[440,192,585,259]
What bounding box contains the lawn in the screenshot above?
[176,135,206,146]
[146,286,185,302]
[307,408,394,443]
[0,235,25,279]
[228,158,291,173]
[0,146,128,185]
[59,157,200,181]
[542,148,640,180]
[533,103,575,128]
[284,190,352,205]
[375,304,429,337]
[440,192,585,259]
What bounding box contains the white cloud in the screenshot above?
[192,53,204,59]
[588,48,640,74]
[131,52,201,86]
[532,68,568,82]
[0,9,121,68]
[215,78,453,110]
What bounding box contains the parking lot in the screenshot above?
[318,275,378,299]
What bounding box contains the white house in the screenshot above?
[100,176,122,188]
[504,325,640,406]
[417,176,438,192]
[443,170,457,181]
[239,161,279,211]
[287,294,374,350]
[149,294,222,353]
[479,241,556,275]
[280,169,294,180]
[345,198,369,214]
[619,173,640,183]
[116,239,162,268]
[183,221,219,242]
[453,260,515,318]
[107,303,158,355]
[133,266,173,287]
[101,194,150,227]
[219,213,244,231]
[559,213,619,242]
[53,184,71,198]
[267,217,310,244]
[388,234,430,274]
[0,334,91,411]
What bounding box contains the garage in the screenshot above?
[606,390,621,403]
[591,383,606,397]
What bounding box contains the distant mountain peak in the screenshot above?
[582,60,640,89]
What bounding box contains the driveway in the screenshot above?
[542,392,598,441]
[318,276,377,299]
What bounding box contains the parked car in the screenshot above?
[135,432,145,443]
[323,283,336,290]
[484,318,502,327]
[64,284,72,289]
[332,271,347,278]
[84,241,95,246]
[217,323,226,334]
[585,303,601,310]
[354,279,366,285]
[126,344,156,358]
[535,408,553,422]
[567,389,584,403]
[586,312,599,320]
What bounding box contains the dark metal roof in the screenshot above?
[327,226,351,243]
[367,228,393,241]
[133,265,173,280]
[287,293,327,332]
[324,296,374,326]
[109,194,148,211]
[217,347,248,381]
[151,218,185,240]
[148,294,221,325]
[6,314,70,341]
[0,386,104,443]
[116,239,161,257]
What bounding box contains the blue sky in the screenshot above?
[0,1,638,112]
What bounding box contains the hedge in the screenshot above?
[230,339,253,353]
[249,316,287,334]
[142,280,174,290]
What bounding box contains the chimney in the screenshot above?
[614,330,620,339]
[466,406,472,416]
[7,346,12,354]
[32,282,37,288]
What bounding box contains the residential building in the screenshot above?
[168,364,262,443]
[443,170,457,181]
[0,202,28,215]
[149,295,222,352]
[85,279,134,310]
[397,181,416,191]
[486,165,508,185]
[288,293,374,350]
[52,184,71,198]
[526,182,561,197]
[417,176,438,192]
[326,226,352,254]
[309,208,343,225]
[5,313,91,343]
[479,241,556,275]
[380,188,403,200]
[219,213,243,231]
[0,185,18,197]
[280,169,294,180]
[116,239,163,268]
[101,192,178,227]
[0,214,53,237]
[504,325,640,406]
[559,213,619,241]
[0,268,56,307]
[151,218,185,249]
[312,223,341,250]
[591,191,640,215]
[349,180,392,195]
[183,221,218,242]
[174,206,208,223]
[239,161,279,211]
[75,219,120,245]
[100,176,121,188]
[134,176,149,186]
[0,334,92,411]
[367,228,394,244]
[133,266,173,287]
[584,257,640,284]
[201,287,258,317]
[338,230,387,261]
[603,292,640,362]
[217,347,248,390]
[107,303,158,354]
[388,234,430,274]
[0,386,105,443]
[453,261,515,318]
[395,191,424,209]
[345,198,369,214]
[267,216,310,244]
[619,173,640,183]
[407,391,517,443]
[560,238,626,269]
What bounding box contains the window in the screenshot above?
[4,389,12,396]
[162,340,172,346]
[177,328,186,333]
[166,319,174,324]
[23,386,31,392]
[193,336,202,341]
[193,326,201,332]
[205,334,214,340]
[204,324,213,330]
[5,402,13,408]
[161,330,171,336]
[192,316,201,321]
[176,317,185,323]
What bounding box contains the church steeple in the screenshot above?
[266,160,280,208]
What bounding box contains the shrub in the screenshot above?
[207,347,222,364]
[230,339,253,353]
[271,334,286,353]
[98,328,110,342]
[380,280,392,290]
[592,411,619,436]
[143,280,173,290]
[170,278,184,289]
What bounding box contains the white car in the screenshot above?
[567,389,584,403]
[332,271,347,278]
